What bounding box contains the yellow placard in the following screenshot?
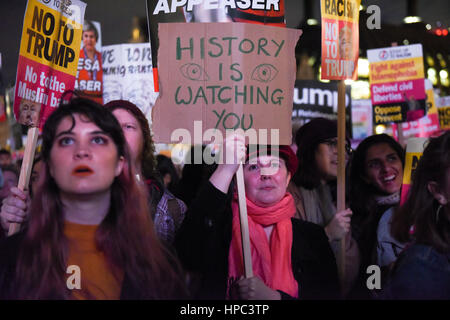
[438,106,450,130]
[321,0,360,23]
[369,57,425,84]
[402,152,422,185]
[426,88,438,115]
[19,0,83,76]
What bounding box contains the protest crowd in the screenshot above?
[0,0,449,302]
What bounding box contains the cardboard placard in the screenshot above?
[147,0,286,92]
[13,0,86,129]
[320,0,361,80]
[152,22,301,145]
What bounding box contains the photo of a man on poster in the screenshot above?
[18,99,41,127]
[75,20,103,104]
[405,94,425,121]
[339,25,353,60]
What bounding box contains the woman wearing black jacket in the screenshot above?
[175,134,339,300]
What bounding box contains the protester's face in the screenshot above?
[19,100,41,127]
[244,155,290,207]
[82,30,97,51]
[339,28,353,59]
[0,170,19,200]
[0,154,11,167]
[315,138,351,182]
[112,109,144,169]
[30,160,43,196]
[49,113,124,197]
[315,139,338,182]
[364,143,403,195]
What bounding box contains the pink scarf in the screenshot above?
[228,193,298,298]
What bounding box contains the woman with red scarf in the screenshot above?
[175,134,339,300]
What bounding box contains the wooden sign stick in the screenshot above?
[337,80,347,289]
[236,163,253,278]
[8,127,39,236]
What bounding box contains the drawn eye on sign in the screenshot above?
[251,64,278,83]
[180,63,210,81]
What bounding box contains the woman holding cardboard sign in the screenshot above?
[175,133,339,300]
[0,98,185,299]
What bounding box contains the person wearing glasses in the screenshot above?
[347,134,405,299]
[287,118,359,296]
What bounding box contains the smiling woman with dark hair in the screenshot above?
[347,133,405,299]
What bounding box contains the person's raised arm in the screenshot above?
[209,133,246,193]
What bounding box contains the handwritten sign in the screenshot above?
[13,0,86,128]
[147,0,286,92]
[102,43,159,127]
[152,22,301,144]
[320,0,360,80]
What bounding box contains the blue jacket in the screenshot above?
[379,243,450,300]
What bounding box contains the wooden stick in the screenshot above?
[337,80,347,288]
[397,125,405,147]
[236,163,253,278]
[8,127,39,236]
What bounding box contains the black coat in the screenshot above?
[175,181,340,300]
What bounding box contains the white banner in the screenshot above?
[102,43,159,127]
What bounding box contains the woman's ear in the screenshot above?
[427,181,448,205]
[115,156,125,177]
[285,172,291,187]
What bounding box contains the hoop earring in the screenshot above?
[436,204,443,223]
